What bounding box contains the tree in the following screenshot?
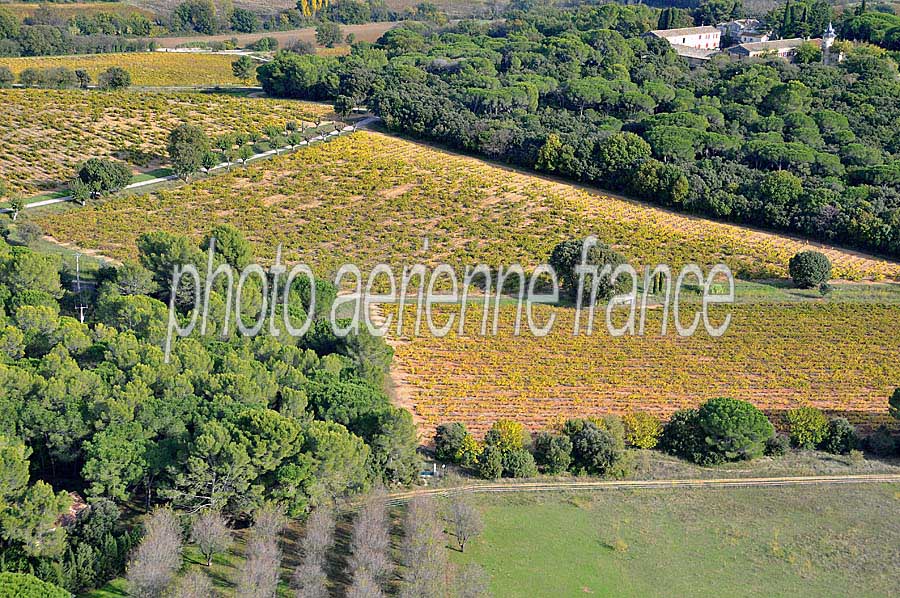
[594,132,651,185]
[75,68,91,89]
[890,388,900,420]
[238,143,255,166]
[0,573,70,598]
[695,398,774,463]
[1,480,71,558]
[98,67,131,90]
[448,497,483,552]
[567,421,622,475]
[785,406,828,449]
[316,22,343,48]
[399,496,445,598]
[346,570,385,598]
[454,564,490,598]
[236,535,282,598]
[788,251,832,288]
[168,124,210,181]
[126,507,183,598]
[292,506,333,598]
[232,55,256,82]
[173,0,218,35]
[532,431,572,474]
[190,510,231,566]
[171,570,214,598]
[476,444,503,479]
[0,435,30,503]
[822,417,857,455]
[8,196,24,222]
[348,491,391,585]
[434,422,468,462]
[81,422,148,502]
[623,412,662,449]
[76,158,132,197]
[548,238,628,303]
[230,8,260,33]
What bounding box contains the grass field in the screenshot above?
[0,52,246,87]
[450,484,900,598]
[33,131,900,281]
[0,88,331,195]
[81,479,900,598]
[391,301,900,439]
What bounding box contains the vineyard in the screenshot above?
[391,302,900,439]
[0,2,154,20]
[0,52,245,88]
[35,131,900,281]
[0,88,331,194]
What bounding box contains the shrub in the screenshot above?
[785,406,829,449]
[623,412,662,449]
[434,422,467,463]
[788,250,832,288]
[477,444,503,480]
[821,417,857,455]
[696,397,774,463]
[0,66,12,87]
[659,408,702,461]
[456,433,482,467]
[532,431,572,474]
[568,421,622,475]
[484,420,529,454]
[502,449,538,478]
[866,426,897,457]
[764,433,791,457]
[97,67,131,91]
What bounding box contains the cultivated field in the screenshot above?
[34,131,900,281]
[0,52,244,87]
[151,21,399,48]
[0,2,153,20]
[0,88,331,194]
[391,302,900,439]
[451,484,900,598]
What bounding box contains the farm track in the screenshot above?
[383,473,900,504]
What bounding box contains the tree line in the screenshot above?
[0,225,419,594]
[257,3,900,260]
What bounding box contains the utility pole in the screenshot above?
[75,253,87,324]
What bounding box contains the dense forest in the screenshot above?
[0,225,418,593]
[258,2,900,259]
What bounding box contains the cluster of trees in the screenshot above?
[166,120,339,181]
[436,395,900,476]
[435,416,639,480]
[123,492,488,598]
[840,7,900,52]
[0,6,154,58]
[14,65,131,90]
[257,3,900,259]
[0,224,420,592]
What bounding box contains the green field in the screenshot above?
[449,484,900,598]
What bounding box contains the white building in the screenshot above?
[718,19,771,44]
[646,26,721,51]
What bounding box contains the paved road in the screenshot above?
[384,473,900,504]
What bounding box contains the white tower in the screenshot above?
[823,22,836,51]
[822,22,839,65]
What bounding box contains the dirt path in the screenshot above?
[384,473,900,504]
